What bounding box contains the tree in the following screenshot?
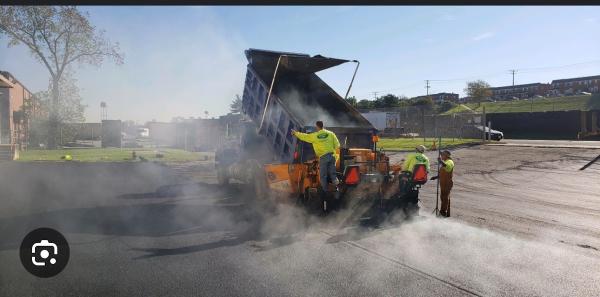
[230,94,242,114]
[372,94,395,108]
[436,101,457,113]
[464,80,492,107]
[28,73,86,147]
[356,99,373,109]
[344,96,357,107]
[410,96,433,109]
[0,6,123,148]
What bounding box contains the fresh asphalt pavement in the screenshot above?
[1,145,600,297]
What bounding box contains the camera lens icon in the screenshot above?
[20,228,69,278]
[32,240,58,266]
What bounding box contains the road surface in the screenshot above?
[494,139,600,149]
[1,145,599,297]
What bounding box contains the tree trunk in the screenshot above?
[47,77,60,149]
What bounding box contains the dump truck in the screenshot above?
[216,49,427,217]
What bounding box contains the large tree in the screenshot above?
[0,6,123,148]
[464,80,492,107]
[28,73,86,147]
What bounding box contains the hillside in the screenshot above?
[443,95,600,114]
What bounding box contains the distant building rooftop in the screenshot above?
[490,83,545,90]
[551,75,600,84]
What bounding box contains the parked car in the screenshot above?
[577,91,592,96]
[137,128,149,138]
[475,125,504,141]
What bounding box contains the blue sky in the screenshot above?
[1,6,599,123]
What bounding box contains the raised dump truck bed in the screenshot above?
[241,48,375,162]
[217,49,419,217]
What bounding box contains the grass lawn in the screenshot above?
[443,94,600,115]
[18,148,211,163]
[378,137,481,151]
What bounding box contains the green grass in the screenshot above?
[378,137,480,151]
[18,148,211,163]
[443,94,600,115]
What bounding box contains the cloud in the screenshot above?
[472,32,494,41]
[584,17,597,23]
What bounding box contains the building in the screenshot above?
[0,71,34,146]
[490,83,550,101]
[360,111,401,131]
[147,113,243,151]
[549,75,600,96]
[414,92,460,103]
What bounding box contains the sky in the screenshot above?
[1,6,600,123]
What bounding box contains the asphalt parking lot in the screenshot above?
[1,144,599,297]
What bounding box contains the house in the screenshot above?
[549,75,600,96]
[0,71,34,147]
[490,83,550,101]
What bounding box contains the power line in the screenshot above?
[516,59,600,73]
[372,91,378,100]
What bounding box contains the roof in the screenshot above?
[551,75,600,84]
[0,73,15,88]
[490,83,545,90]
[0,70,32,94]
[413,92,459,99]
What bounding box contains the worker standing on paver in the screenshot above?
[399,145,431,195]
[291,121,341,194]
[401,145,431,174]
[431,150,454,217]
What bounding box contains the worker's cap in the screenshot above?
[442,150,451,156]
[416,145,426,153]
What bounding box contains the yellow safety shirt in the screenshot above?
[402,152,431,173]
[293,129,340,158]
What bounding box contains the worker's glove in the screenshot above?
[430,176,439,180]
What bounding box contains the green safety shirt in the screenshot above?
[402,152,431,173]
[293,129,340,158]
[441,159,455,173]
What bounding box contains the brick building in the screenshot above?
[490,83,550,101]
[548,75,600,96]
[0,71,34,146]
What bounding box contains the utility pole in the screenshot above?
[425,80,431,96]
[509,69,517,86]
[372,91,379,100]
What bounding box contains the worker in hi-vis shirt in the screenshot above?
[291,120,340,194]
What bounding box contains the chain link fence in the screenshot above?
[360,106,485,140]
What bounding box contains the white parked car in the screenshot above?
[475,125,504,141]
[137,128,149,138]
